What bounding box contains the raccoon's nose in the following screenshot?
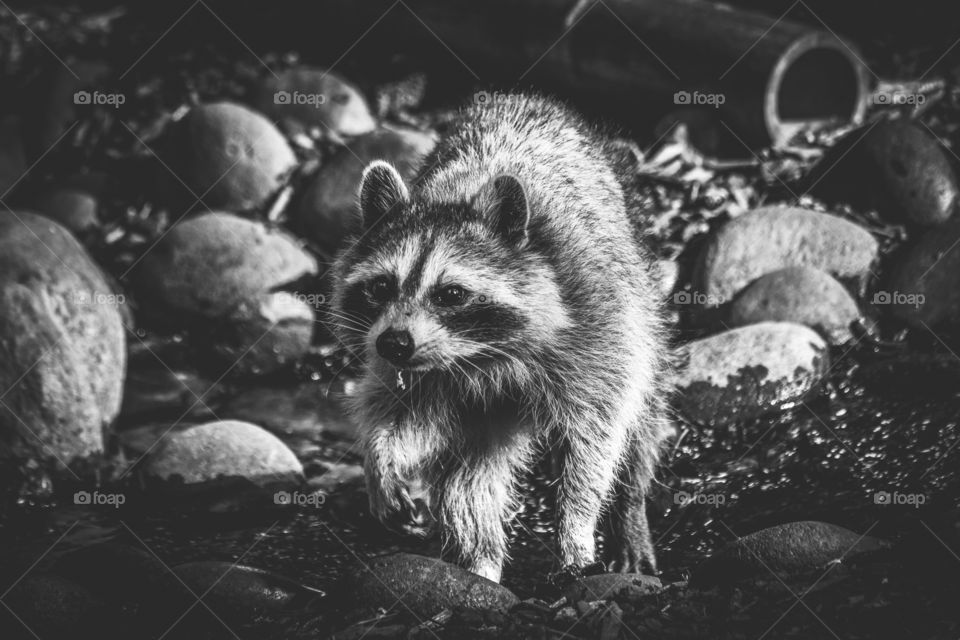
[376,330,415,364]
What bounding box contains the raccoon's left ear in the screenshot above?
[472,174,530,248]
[359,161,410,228]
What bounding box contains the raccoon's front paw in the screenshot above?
[368,480,436,538]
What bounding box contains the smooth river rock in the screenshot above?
[137,212,316,319]
[0,211,125,466]
[340,553,519,618]
[695,206,878,306]
[142,420,303,489]
[297,126,437,255]
[173,102,296,211]
[729,266,860,344]
[690,521,888,588]
[884,217,960,328]
[675,322,829,424]
[808,120,958,226]
[136,212,318,373]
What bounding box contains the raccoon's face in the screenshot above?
[331,161,569,378]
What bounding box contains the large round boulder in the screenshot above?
[675,322,828,424]
[296,127,437,255]
[695,206,877,306]
[0,211,125,467]
[173,102,296,212]
[253,67,376,137]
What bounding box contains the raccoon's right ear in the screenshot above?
[472,174,530,248]
[359,161,409,227]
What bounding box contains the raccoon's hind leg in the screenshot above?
[439,430,534,583]
[604,429,662,573]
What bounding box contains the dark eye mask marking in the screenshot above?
[439,302,527,344]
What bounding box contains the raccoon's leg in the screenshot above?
[556,418,632,570]
[439,431,534,583]
[365,424,440,537]
[604,433,659,573]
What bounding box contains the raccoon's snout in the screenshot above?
[376,329,415,365]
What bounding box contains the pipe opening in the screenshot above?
[770,45,863,144]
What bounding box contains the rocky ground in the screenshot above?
[1,4,960,640]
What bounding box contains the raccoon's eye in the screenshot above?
[433,284,468,307]
[367,276,394,303]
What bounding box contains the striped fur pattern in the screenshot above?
[330,94,671,583]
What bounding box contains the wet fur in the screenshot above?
[330,94,671,582]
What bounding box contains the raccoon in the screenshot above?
[330,94,671,583]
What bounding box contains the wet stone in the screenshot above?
[808,120,959,226]
[729,266,861,344]
[135,212,318,374]
[884,217,960,328]
[141,420,304,490]
[675,321,829,424]
[136,212,317,319]
[690,521,888,588]
[339,553,520,619]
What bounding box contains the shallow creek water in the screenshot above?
[0,342,958,634]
